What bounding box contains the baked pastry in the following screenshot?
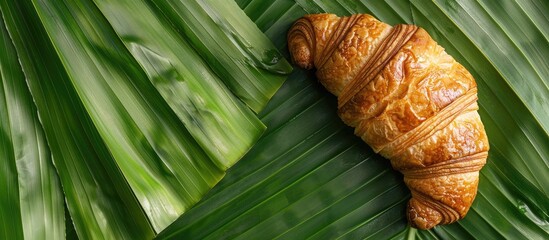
[287,13,489,229]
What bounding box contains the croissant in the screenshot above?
[287,13,489,229]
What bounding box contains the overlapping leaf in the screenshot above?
[150,0,292,113]
[1,10,65,240]
[1,1,154,239]
[2,0,289,238]
[93,0,266,171]
[30,0,230,232]
[0,19,24,239]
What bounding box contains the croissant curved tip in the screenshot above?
[288,17,315,70]
[289,42,314,69]
[407,198,442,230]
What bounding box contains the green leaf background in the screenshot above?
[1,0,548,239]
[1,14,64,240]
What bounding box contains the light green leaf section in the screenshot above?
[150,0,292,112]
[1,13,64,240]
[158,0,549,239]
[0,17,24,240]
[29,0,243,232]
[3,0,289,237]
[1,1,154,239]
[92,0,265,170]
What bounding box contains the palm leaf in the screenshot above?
[2,0,288,238]
[0,22,24,239]
[150,0,293,113]
[2,0,548,239]
[91,0,265,171]
[1,9,65,240]
[158,0,549,239]
[1,1,155,239]
[31,0,226,232]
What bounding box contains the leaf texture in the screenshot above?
[92,0,266,171]
[150,0,292,113]
[1,1,155,239]
[2,0,290,237]
[33,0,225,231]
[0,19,24,239]
[1,12,64,240]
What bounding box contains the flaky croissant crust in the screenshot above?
[288,13,489,229]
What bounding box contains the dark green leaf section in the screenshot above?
[0,17,24,240]
[159,0,549,239]
[1,14,65,240]
[29,0,252,232]
[150,0,292,113]
[1,1,154,239]
[64,203,79,240]
[4,0,286,237]
[92,0,265,170]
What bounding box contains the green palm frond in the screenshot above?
[150,0,292,113]
[1,17,64,240]
[1,0,547,239]
[1,0,287,238]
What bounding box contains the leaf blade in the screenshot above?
[0,11,65,240]
[0,23,24,239]
[91,0,265,170]
[150,0,292,112]
[1,1,155,239]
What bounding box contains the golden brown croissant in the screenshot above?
[288,13,489,230]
